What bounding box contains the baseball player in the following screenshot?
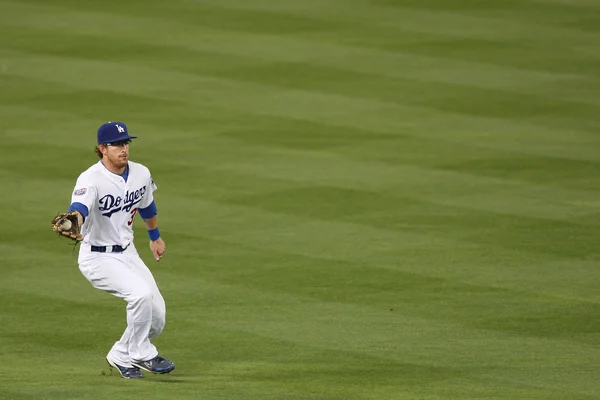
[54,122,175,379]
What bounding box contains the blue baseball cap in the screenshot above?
[97,122,137,145]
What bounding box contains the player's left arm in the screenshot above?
[138,171,164,262]
[139,202,166,262]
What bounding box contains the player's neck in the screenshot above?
[101,159,127,175]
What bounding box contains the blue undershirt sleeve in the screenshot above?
[138,200,158,219]
[67,202,89,219]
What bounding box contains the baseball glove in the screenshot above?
[51,211,84,242]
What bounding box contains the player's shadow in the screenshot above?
[101,369,190,383]
[147,377,190,383]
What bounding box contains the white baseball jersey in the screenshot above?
[71,161,157,247]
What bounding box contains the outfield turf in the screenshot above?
[1,0,600,399]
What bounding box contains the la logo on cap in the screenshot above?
[116,124,125,133]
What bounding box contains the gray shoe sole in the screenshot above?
[106,357,144,379]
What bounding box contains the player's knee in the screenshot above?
[153,294,166,319]
[149,307,166,338]
[130,288,153,307]
[150,317,165,338]
[155,306,166,325]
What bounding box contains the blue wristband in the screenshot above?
[148,228,160,241]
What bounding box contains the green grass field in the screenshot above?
[2,0,600,398]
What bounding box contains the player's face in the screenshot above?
[101,139,131,172]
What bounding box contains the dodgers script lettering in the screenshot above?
[99,186,147,217]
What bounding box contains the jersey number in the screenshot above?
[127,208,138,226]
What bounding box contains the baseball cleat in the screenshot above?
[131,355,175,374]
[106,357,144,379]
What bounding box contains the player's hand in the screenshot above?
[149,237,166,262]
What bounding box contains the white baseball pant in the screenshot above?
[78,243,166,367]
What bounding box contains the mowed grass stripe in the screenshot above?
[4,27,595,115]
[174,150,600,224]
[190,0,600,84]
[3,50,600,169]
[0,49,409,127]
[163,229,600,303]
[3,0,600,103]
[205,150,600,215]
[9,0,600,52]
[4,43,593,127]
[194,0,600,33]
[160,190,598,285]
[3,95,600,182]
[8,23,599,119]
[158,234,600,342]
[156,204,600,306]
